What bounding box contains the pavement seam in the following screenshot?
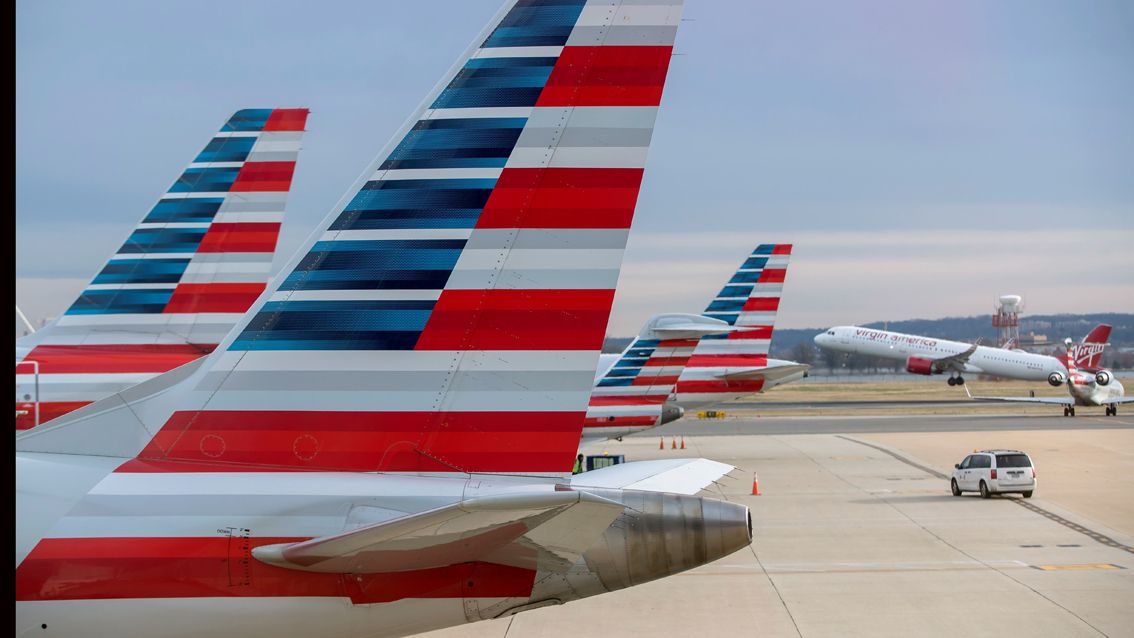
[838,435,1134,555]
[709,477,804,637]
[835,435,1111,637]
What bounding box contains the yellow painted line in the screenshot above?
[1034,563,1123,571]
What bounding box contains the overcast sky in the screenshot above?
[16,0,1134,337]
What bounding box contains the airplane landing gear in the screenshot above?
[1063,406,1076,417]
[1105,405,1117,417]
[947,375,965,387]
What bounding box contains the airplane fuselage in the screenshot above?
[1068,372,1126,407]
[16,451,748,638]
[815,326,1065,382]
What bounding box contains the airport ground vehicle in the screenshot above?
[951,450,1036,499]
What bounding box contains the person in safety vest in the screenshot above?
[572,454,585,475]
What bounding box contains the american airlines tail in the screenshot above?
[1073,324,1111,371]
[15,108,308,429]
[673,243,802,407]
[585,243,803,438]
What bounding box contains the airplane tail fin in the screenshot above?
[21,109,307,345]
[587,314,731,431]
[18,1,685,478]
[16,109,307,428]
[674,244,792,405]
[1073,323,1111,371]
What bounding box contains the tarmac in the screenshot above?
[421,414,1134,638]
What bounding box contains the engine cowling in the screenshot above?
[1047,371,1066,387]
[1095,371,1112,386]
[906,357,935,375]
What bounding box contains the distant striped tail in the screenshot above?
[15,109,308,429]
[673,244,792,406]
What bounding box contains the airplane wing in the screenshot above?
[968,395,1074,406]
[571,458,734,495]
[963,385,1072,406]
[931,344,978,373]
[253,489,624,574]
[717,363,810,384]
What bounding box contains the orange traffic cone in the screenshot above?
[751,472,761,496]
[680,436,686,450]
[671,438,677,449]
[659,437,664,450]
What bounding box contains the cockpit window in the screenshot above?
[828,331,835,335]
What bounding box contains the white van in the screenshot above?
[950,450,1036,499]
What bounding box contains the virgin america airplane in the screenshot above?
[814,323,1112,387]
[16,2,752,637]
[15,108,308,430]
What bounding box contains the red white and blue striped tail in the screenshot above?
[673,243,794,407]
[18,0,685,479]
[584,243,794,437]
[585,313,731,436]
[15,109,308,430]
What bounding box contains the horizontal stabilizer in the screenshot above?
[644,313,737,340]
[252,489,624,574]
[717,363,809,383]
[572,458,734,496]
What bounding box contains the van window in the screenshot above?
[972,455,991,468]
[960,455,973,469]
[996,454,1032,468]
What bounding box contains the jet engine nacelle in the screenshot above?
[1095,370,1112,386]
[906,357,935,375]
[1048,371,1066,387]
[659,403,685,425]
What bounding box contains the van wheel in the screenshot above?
[950,479,962,496]
[1022,491,1033,498]
[979,481,991,499]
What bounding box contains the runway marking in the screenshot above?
[839,435,1134,556]
[1033,563,1124,571]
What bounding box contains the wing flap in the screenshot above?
[252,490,624,574]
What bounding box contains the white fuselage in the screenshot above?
[815,326,1066,381]
[1068,372,1126,407]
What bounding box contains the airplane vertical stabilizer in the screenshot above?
[1074,323,1111,371]
[15,109,308,428]
[674,243,793,406]
[18,1,684,480]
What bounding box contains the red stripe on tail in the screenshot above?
[135,410,586,473]
[196,222,281,253]
[164,283,266,313]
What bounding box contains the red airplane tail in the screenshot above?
[1073,324,1111,371]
